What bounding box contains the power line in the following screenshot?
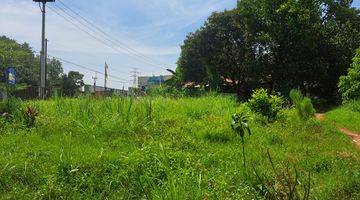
[49,7,142,79]
[35,48,131,83]
[47,54,129,82]
[57,0,172,68]
[47,40,132,77]
[34,50,132,90]
[48,3,169,71]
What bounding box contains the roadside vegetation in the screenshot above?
[0,94,359,199]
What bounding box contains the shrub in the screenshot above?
[248,88,284,122]
[0,98,22,115]
[338,48,360,102]
[289,89,315,120]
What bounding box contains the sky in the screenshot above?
[0,0,237,89]
[0,0,359,89]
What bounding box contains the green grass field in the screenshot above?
[326,101,360,133]
[0,96,359,199]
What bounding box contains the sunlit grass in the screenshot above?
[327,101,360,133]
[0,95,359,199]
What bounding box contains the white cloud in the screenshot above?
[0,0,236,88]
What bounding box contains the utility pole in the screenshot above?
[34,0,55,99]
[130,68,140,88]
[104,62,108,91]
[92,73,98,93]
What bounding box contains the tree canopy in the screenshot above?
[176,0,360,101]
[0,36,84,97]
[61,71,84,97]
[0,36,39,86]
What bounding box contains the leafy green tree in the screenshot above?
[177,29,207,84]
[318,0,360,99]
[0,36,39,86]
[0,35,66,98]
[204,10,259,97]
[338,48,360,102]
[176,0,360,102]
[61,71,84,97]
[47,58,63,88]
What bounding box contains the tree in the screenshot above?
[0,35,66,98]
[61,71,84,97]
[318,0,360,99]
[203,10,259,97]
[47,58,63,88]
[0,36,39,86]
[177,29,208,84]
[175,0,360,102]
[338,48,360,102]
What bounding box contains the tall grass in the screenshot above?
[290,90,315,120]
[327,100,360,132]
[0,95,359,199]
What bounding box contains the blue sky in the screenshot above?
[0,0,237,89]
[0,0,359,89]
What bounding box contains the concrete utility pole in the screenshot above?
[34,0,55,99]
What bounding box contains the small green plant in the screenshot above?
[248,88,284,122]
[231,111,251,171]
[290,90,315,120]
[23,105,38,128]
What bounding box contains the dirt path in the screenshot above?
[315,113,360,149]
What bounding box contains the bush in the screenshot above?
[338,48,360,102]
[289,89,315,120]
[248,88,284,122]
